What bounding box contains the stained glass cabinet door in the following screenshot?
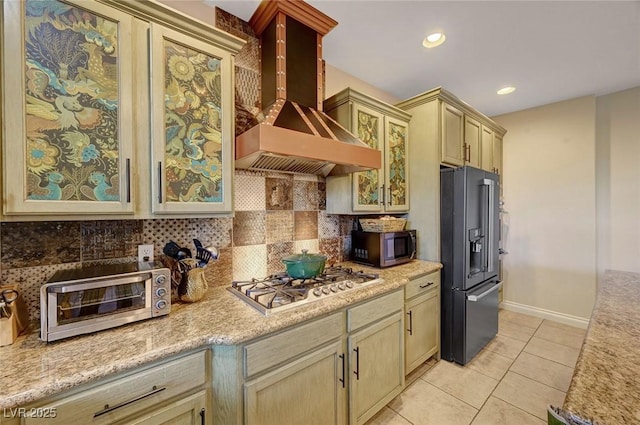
[384,116,409,212]
[350,103,384,212]
[2,0,135,215]
[149,23,234,214]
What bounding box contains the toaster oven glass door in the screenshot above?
[46,274,153,340]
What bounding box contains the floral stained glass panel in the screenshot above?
[163,39,223,203]
[387,122,407,206]
[356,109,381,206]
[24,0,120,202]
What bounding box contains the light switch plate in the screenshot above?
[138,244,154,262]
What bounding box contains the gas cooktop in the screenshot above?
[228,265,382,315]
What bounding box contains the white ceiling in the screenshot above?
[208,0,640,117]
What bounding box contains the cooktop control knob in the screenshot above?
[155,274,167,285]
[321,287,330,295]
[330,285,338,293]
[156,287,167,297]
[338,283,346,290]
[155,299,168,310]
[313,288,322,297]
[345,281,354,288]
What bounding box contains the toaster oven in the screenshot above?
[41,262,170,342]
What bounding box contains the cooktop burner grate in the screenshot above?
[229,265,381,315]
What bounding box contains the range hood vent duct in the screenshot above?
[234,0,381,176]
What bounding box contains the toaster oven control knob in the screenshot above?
[156,287,167,297]
[155,275,167,285]
[155,299,168,310]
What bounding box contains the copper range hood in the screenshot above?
[235,0,382,176]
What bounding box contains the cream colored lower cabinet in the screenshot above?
[19,350,208,425]
[404,271,441,374]
[244,340,347,425]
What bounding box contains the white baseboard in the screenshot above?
[499,300,590,329]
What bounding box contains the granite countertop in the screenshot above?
[563,269,640,425]
[0,260,441,410]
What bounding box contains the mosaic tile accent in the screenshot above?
[202,247,232,287]
[142,219,190,258]
[1,262,82,322]
[340,216,357,236]
[186,217,233,249]
[294,239,319,255]
[214,7,259,72]
[266,176,293,210]
[1,222,81,269]
[232,245,267,281]
[342,235,352,260]
[319,238,342,265]
[233,211,266,246]
[266,210,294,244]
[236,67,260,110]
[293,180,319,211]
[235,173,266,211]
[294,211,318,240]
[81,220,143,261]
[318,211,340,239]
[267,242,294,275]
[317,181,326,210]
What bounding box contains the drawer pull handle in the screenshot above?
[419,282,434,289]
[94,385,166,417]
[339,353,346,388]
[407,310,413,335]
[353,347,360,380]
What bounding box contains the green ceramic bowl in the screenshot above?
[282,249,327,279]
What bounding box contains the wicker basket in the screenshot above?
[360,218,407,232]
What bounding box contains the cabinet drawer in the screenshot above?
[347,290,403,332]
[244,312,344,378]
[24,351,206,425]
[405,271,440,300]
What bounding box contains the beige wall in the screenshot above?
[325,64,401,106]
[493,96,597,322]
[596,87,640,275]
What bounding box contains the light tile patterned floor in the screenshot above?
[366,309,586,425]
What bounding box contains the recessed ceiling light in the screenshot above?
[423,32,446,48]
[497,86,516,95]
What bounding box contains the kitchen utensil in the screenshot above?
[193,238,204,249]
[282,249,327,279]
[195,248,213,267]
[175,247,192,260]
[0,289,18,318]
[205,246,219,261]
[162,240,181,258]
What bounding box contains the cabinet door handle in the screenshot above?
[407,310,413,335]
[94,385,166,417]
[380,184,385,206]
[339,353,346,388]
[200,408,205,425]
[353,347,360,380]
[419,282,434,289]
[388,186,392,206]
[157,161,163,204]
[125,158,131,203]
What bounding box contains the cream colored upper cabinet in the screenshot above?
[149,23,235,214]
[324,88,411,214]
[481,125,495,172]
[2,0,135,216]
[441,102,465,167]
[464,116,482,168]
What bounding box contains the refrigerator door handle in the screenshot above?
[482,178,496,274]
[467,282,502,302]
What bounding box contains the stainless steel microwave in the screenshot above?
[351,230,417,268]
[41,262,171,342]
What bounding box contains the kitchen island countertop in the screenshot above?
[0,260,441,410]
[563,269,640,424]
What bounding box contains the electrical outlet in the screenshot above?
[138,244,154,262]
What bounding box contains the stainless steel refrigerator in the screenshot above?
[440,166,501,365]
